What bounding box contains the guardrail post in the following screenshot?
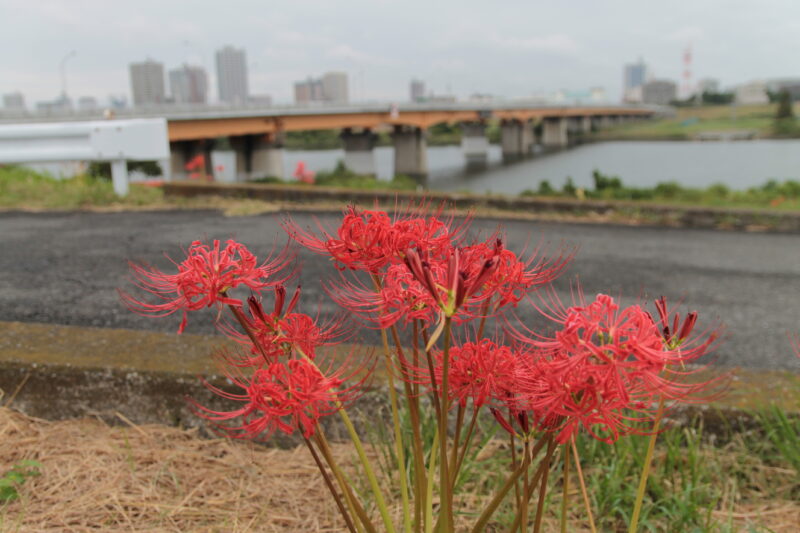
[111,159,129,196]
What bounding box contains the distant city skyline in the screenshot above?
[3,0,800,107]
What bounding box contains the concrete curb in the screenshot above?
[2,321,798,444]
[164,182,800,233]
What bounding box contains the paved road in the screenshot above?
[1,209,798,370]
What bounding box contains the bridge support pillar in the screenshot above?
[250,135,284,180]
[542,117,569,148]
[341,128,376,175]
[600,115,618,129]
[392,125,427,178]
[580,116,593,133]
[461,122,489,164]
[500,119,534,159]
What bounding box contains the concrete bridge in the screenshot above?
[2,102,655,180]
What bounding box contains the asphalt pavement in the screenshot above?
[1,209,798,370]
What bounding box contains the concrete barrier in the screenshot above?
[162,182,800,234]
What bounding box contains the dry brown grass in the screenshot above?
[2,406,799,532]
[0,407,351,532]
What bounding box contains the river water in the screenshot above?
[283,140,800,195]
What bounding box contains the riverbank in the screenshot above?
[591,103,800,141]
[4,164,800,237]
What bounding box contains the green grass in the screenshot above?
[593,103,800,141]
[0,166,164,209]
[0,460,41,504]
[522,170,800,211]
[365,403,799,532]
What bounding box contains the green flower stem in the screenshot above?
[505,435,556,533]
[338,405,397,533]
[389,322,427,533]
[448,403,465,484]
[509,424,522,514]
[438,316,454,532]
[560,443,571,533]
[314,430,376,533]
[425,427,440,533]
[521,439,530,533]
[378,324,413,533]
[451,408,480,485]
[570,436,597,533]
[532,437,554,533]
[471,436,540,533]
[628,396,666,533]
[295,345,394,533]
[302,435,358,533]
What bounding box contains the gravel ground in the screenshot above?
[1,208,799,370]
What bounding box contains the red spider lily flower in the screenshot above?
[325,263,442,328]
[192,346,372,441]
[459,237,574,310]
[220,286,351,366]
[430,339,518,408]
[191,358,347,440]
[283,201,470,272]
[512,291,723,443]
[403,246,500,317]
[122,240,292,333]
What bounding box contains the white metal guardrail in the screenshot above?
[0,118,169,196]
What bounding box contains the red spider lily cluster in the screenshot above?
[124,201,727,533]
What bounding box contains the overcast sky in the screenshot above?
[2,0,800,105]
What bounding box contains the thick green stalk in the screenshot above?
[628,397,666,533]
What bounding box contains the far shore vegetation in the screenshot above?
[2,164,800,213]
[592,99,800,141]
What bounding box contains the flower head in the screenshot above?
[284,201,469,272]
[512,291,722,443]
[122,239,291,333]
[191,359,344,440]
[432,339,517,408]
[221,286,350,366]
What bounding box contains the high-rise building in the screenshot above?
[169,64,208,104]
[321,72,348,103]
[294,77,324,104]
[215,46,249,105]
[410,79,425,102]
[129,59,166,106]
[2,92,25,110]
[623,58,648,103]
